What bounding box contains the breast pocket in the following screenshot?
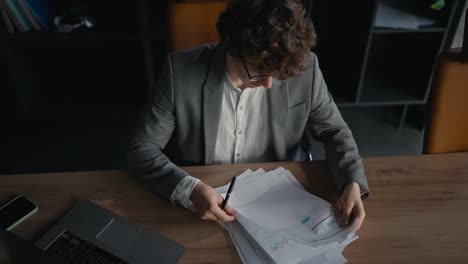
[286,101,308,140]
[289,101,306,110]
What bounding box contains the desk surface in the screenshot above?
[1,153,468,263]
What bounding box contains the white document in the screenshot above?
[218,169,273,264]
[217,168,358,264]
[375,3,436,29]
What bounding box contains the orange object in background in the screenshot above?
[168,1,228,52]
[424,8,468,154]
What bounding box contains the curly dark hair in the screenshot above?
[217,0,316,80]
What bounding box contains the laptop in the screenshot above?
[34,199,184,264]
[0,230,64,264]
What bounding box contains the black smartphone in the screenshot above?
[0,195,38,231]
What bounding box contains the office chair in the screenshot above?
[424,8,468,154]
[168,0,228,52]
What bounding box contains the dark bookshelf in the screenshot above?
[312,0,465,132]
[0,0,168,118]
[360,76,426,104]
[3,32,166,44]
[359,32,444,103]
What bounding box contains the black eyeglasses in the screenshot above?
[241,57,271,82]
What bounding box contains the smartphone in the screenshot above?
[0,195,38,231]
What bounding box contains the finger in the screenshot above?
[212,205,235,222]
[223,204,237,216]
[332,202,342,219]
[216,193,229,209]
[217,194,224,205]
[216,193,236,215]
[200,211,218,221]
[352,203,366,233]
[341,203,353,226]
[352,214,364,233]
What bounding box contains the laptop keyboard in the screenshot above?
[45,230,129,264]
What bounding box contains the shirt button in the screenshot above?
[239,106,244,110]
[238,131,242,134]
[236,153,240,157]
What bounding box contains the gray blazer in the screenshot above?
[127,43,369,201]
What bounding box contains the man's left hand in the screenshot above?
[338,182,366,233]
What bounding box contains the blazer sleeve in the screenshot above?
[127,56,189,201]
[306,53,369,194]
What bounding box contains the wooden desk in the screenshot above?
[1,153,468,263]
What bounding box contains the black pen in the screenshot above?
[221,177,236,210]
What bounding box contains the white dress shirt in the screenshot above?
[170,72,274,207]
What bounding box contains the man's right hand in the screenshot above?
[190,181,236,222]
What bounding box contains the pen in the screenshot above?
[221,177,236,210]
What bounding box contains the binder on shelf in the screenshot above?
[23,0,51,31]
[5,0,32,31]
[17,0,41,30]
[374,3,436,30]
[4,1,21,32]
[0,0,15,33]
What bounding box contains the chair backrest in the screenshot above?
[168,1,228,53]
[424,8,468,154]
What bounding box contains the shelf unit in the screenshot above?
[311,0,465,132]
[0,0,168,119]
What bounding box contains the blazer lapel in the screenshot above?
[203,44,226,164]
[267,78,289,160]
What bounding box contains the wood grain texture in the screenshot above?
[1,152,468,263]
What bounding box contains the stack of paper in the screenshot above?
[215,168,358,264]
[374,3,436,30]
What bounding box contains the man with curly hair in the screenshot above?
[128,0,369,232]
